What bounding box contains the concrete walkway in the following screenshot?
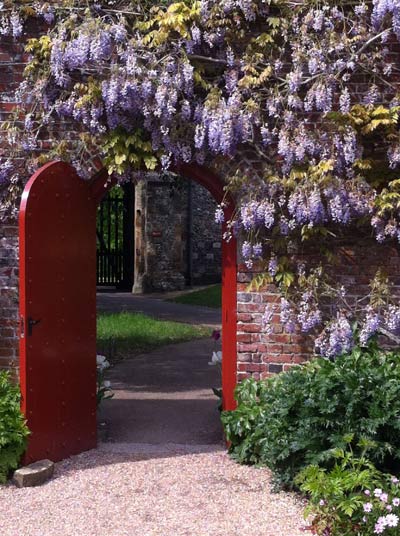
[97,291,221,328]
[99,337,224,445]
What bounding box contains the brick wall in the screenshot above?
[236,267,311,382]
[236,242,400,381]
[0,223,19,376]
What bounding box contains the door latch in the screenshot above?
[27,317,41,336]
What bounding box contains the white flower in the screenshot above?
[393,498,400,506]
[97,354,110,370]
[385,514,399,527]
[96,354,107,365]
[208,351,222,366]
[103,380,111,388]
[374,488,383,497]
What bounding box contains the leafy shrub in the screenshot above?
[296,440,400,536]
[221,341,400,489]
[0,371,29,483]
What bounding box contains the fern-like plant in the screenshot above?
[0,371,29,483]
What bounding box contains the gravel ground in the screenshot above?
[0,442,307,536]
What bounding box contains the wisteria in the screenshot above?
[359,307,381,346]
[1,0,400,356]
[315,315,354,359]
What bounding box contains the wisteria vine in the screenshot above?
[1,0,400,357]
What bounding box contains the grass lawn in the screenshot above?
[169,284,222,308]
[97,312,210,362]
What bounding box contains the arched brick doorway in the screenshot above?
[19,161,237,463]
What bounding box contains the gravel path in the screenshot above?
[0,442,307,536]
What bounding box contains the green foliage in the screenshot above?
[138,1,201,47]
[375,179,400,218]
[221,341,400,489]
[0,372,29,484]
[103,128,158,176]
[97,312,209,360]
[24,35,52,76]
[296,441,392,536]
[327,105,400,137]
[169,284,222,308]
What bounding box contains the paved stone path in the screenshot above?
[97,290,223,444]
[99,337,223,445]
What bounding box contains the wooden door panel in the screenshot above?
[19,161,97,463]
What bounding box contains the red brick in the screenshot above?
[0,328,14,337]
[237,372,251,381]
[265,344,283,353]
[238,363,263,372]
[239,323,261,333]
[237,333,252,343]
[237,313,252,322]
[0,338,17,348]
[237,353,252,362]
[238,343,258,353]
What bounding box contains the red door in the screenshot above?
[19,161,97,463]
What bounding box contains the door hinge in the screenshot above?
[20,315,25,339]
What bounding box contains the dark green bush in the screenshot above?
[0,371,29,483]
[221,341,400,489]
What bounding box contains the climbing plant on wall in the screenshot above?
[1,0,400,356]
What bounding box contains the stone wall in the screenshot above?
[190,182,222,285]
[133,176,221,293]
[0,223,19,377]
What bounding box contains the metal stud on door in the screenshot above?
[19,161,98,463]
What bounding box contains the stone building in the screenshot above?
[96,175,222,293]
[132,177,222,293]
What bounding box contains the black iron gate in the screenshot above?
[96,183,134,290]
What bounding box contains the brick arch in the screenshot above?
[90,164,238,411]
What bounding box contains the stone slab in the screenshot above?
[13,459,54,488]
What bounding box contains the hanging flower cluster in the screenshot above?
[2,0,400,356]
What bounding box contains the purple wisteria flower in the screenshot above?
[280,298,296,333]
[10,11,22,38]
[297,292,322,332]
[0,159,13,186]
[253,243,263,258]
[359,307,381,345]
[385,305,400,333]
[215,206,225,224]
[268,256,278,276]
[315,315,353,358]
[262,304,274,334]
